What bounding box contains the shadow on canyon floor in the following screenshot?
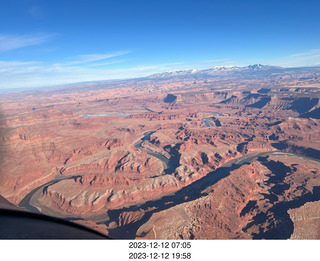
[243,186,320,239]
[105,159,251,239]
[243,156,320,239]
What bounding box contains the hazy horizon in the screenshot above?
[1,63,320,93]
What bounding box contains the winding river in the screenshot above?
[201,112,223,127]
[18,175,82,215]
[105,150,320,238]
[18,130,174,216]
[134,131,175,174]
[18,130,320,238]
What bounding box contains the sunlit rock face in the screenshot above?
[1,65,320,238]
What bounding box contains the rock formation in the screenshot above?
[0,65,320,239]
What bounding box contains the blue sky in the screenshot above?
[1,0,320,89]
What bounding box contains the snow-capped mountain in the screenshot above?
[211,65,239,71]
[148,68,201,78]
[147,64,284,79]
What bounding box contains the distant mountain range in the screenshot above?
[147,64,320,79]
[6,64,319,94]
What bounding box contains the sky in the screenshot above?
[1,0,320,90]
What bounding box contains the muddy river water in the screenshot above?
[18,131,320,238]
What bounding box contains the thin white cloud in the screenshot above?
[0,34,52,52]
[0,56,244,90]
[289,49,320,58]
[67,51,132,65]
[85,59,126,68]
[0,59,187,89]
[0,61,42,74]
[272,49,320,67]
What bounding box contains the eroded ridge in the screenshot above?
[1,65,320,238]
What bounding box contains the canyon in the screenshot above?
[0,64,320,239]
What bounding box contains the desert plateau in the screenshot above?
[1,64,320,239]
